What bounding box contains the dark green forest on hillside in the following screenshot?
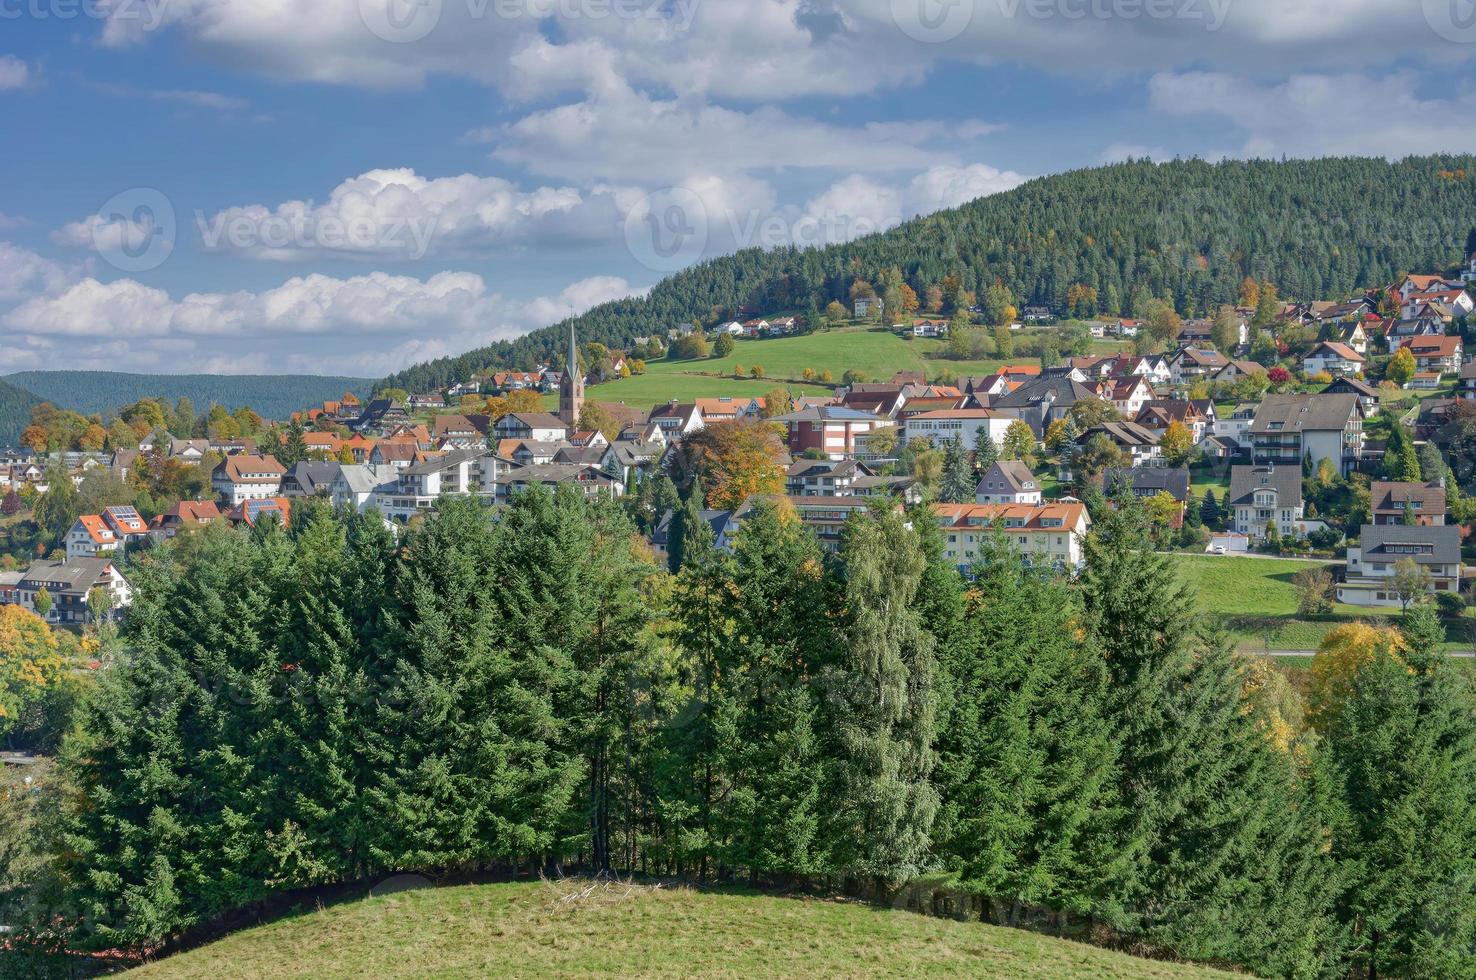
[4,371,372,424]
[381,155,1476,393]
[0,378,46,445]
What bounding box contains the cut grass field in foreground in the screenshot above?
[127,880,1237,980]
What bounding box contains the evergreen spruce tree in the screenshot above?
[1328,648,1476,978]
[667,479,706,574]
[1199,488,1221,528]
[932,534,1118,918]
[938,436,975,503]
[1080,507,1329,965]
[973,428,999,471]
[822,507,937,884]
[714,499,830,881]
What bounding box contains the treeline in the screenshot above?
[0,378,45,445]
[379,156,1476,393]
[9,492,1476,977]
[3,371,372,424]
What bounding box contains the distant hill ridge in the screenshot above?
[379,155,1476,394]
[4,371,374,424]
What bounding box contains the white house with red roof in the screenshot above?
[1405,335,1464,375]
[1302,341,1366,377]
[65,515,120,560]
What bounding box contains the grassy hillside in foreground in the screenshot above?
[126,880,1238,980]
[5,371,373,422]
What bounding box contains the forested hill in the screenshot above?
[4,371,373,422]
[380,155,1476,393]
[0,377,46,445]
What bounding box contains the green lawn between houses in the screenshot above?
[1170,554,1473,654]
[126,879,1239,980]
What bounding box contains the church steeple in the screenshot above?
[559,321,585,427]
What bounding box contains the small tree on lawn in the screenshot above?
[32,587,52,621]
[1199,488,1221,529]
[1294,566,1336,615]
[1392,557,1432,611]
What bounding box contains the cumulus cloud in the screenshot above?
[488,81,941,183]
[1148,71,1476,158]
[53,212,164,254]
[196,168,631,261]
[0,242,72,302]
[0,268,645,374]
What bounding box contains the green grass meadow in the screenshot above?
[127,880,1239,980]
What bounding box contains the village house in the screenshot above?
[328,464,400,513]
[1386,316,1446,349]
[646,401,705,438]
[769,405,886,461]
[281,460,340,498]
[1098,375,1156,417]
[693,397,765,423]
[1134,399,1210,444]
[1248,393,1364,476]
[1226,463,1304,542]
[992,376,1100,437]
[739,495,897,553]
[1339,523,1463,607]
[65,515,119,560]
[148,500,222,543]
[1167,347,1230,385]
[1404,335,1463,375]
[786,459,876,497]
[495,462,624,502]
[17,557,131,624]
[902,408,1011,450]
[1301,341,1365,378]
[1323,376,1381,416]
[374,448,505,521]
[1400,288,1473,321]
[1208,359,1266,385]
[1075,421,1162,468]
[1461,362,1476,399]
[650,509,741,561]
[211,453,286,506]
[493,412,572,443]
[911,317,949,338]
[1101,467,1192,525]
[933,501,1093,572]
[1370,481,1447,526]
[974,461,1042,505]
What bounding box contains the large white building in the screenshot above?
[932,501,1093,572]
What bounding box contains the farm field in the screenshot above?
[127,879,1239,980]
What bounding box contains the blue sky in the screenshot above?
[1,0,1474,376]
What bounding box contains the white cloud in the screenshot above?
[0,56,29,91]
[0,268,645,374]
[489,81,941,183]
[788,163,1027,247]
[1148,71,1476,158]
[0,242,71,302]
[196,168,629,260]
[53,213,163,254]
